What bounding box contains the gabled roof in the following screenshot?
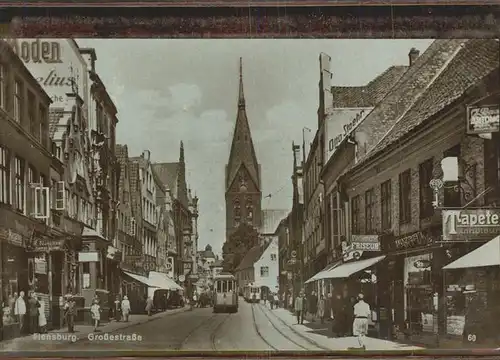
[331,65,408,108]
[260,209,290,235]
[368,39,499,157]
[152,142,190,210]
[352,39,467,160]
[235,242,270,271]
[226,58,260,192]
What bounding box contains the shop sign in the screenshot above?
[350,235,381,251]
[35,257,47,275]
[391,231,435,251]
[325,107,373,162]
[78,251,99,262]
[442,209,500,242]
[27,236,65,253]
[413,259,432,269]
[0,228,24,247]
[466,104,500,135]
[4,38,86,107]
[6,39,63,64]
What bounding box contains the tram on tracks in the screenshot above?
[213,273,238,313]
[243,283,261,303]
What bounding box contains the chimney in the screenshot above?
[408,48,420,66]
[318,52,333,125]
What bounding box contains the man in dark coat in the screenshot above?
[27,291,40,334]
[308,291,318,322]
[331,294,344,337]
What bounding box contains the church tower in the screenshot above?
[225,58,262,241]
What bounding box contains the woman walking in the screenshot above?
[317,294,326,324]
[121,295,131,322]
[145,296,154,316]
[91,299,101,332]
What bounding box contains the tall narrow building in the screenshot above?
[225,58,262,242]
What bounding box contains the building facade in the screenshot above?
[312,39,500,346]
[0,40,54,339]
[131,150,158,274]
[152,142,196,284]
[302,53,331,284]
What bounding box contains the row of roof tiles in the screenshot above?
[328,39,499,175]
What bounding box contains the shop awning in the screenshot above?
[123,271,156,287]
[321,255,386,279]
[304,261,342,284]
[148,271,183,291]
[443,236,500,270]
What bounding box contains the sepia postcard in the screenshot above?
[0,4,498,358]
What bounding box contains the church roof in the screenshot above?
[226,58,260,192]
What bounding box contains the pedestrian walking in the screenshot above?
[273,293,279,309]
[352,293,371,350]
[121,295,131,322]
[14,291,26,334]
[63,295,76,333]
[317,294,326,323]
[308,291,318,322]
[145,296,154,316]
[91,299,101,332]
[294,291,305,324]
[37,295,47,333]
[27,291,40,334]
[331,294,344,337]
[114,295,121,321]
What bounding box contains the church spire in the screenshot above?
[225,57,260,193]
[238,57,245,108]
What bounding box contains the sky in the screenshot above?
[76,39,433,256]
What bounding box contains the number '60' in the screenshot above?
[467,334,477,342]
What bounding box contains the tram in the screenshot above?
[243,283,261,303]
[213,273,238,313]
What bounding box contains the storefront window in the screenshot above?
[2,244,27,326]
[404,253,435,334]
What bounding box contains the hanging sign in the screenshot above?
[466,104,500,135]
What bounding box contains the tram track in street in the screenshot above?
[254,303,320,351]
[210,313,232,350]
[251,303,279,350]
[259,303,330,351]
[178,313,220,350]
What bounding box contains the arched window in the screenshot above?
[234,199,241,219]
[234,199,241,227]
[246,197,253,221]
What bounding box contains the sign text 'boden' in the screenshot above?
[6,39,62,64]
